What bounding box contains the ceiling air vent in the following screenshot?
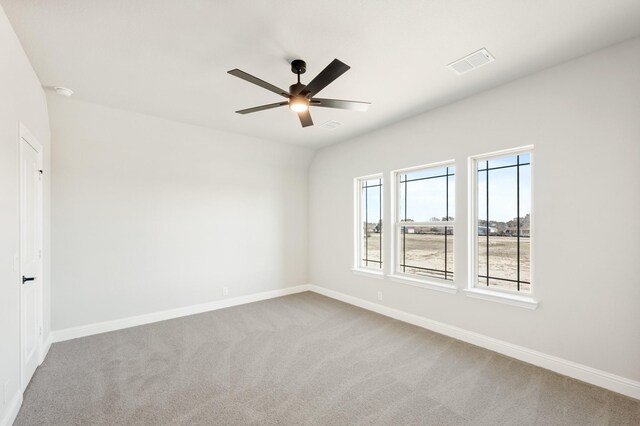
[448,48,495,75]
[320,120,343,130]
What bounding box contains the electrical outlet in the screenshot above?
[377,291,382,301]
[222,287,229,296]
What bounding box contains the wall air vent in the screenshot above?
[320,120,343,130]
[448,48,495,75]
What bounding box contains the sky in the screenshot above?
[363,154,531,223]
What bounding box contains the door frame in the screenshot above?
[18,122,44,392]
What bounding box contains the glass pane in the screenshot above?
[488,236,518,282]
[399,167,454,222]
[399,178,407,220]
[519,164,532,228]
[361,179,382,269]
[477,169,488,282]
[399,226,453,280]
[477,170,487,224]
[447,174,455,221]
[519,236,531,286]
[401,166,449,182]
[361,214,367,266]
[487,278,520,292]
[487,166,518,285]
[488,154,518,169]
[363,178,381,187]
[405,177,447,221]
[476,153,532,293]
[445,226,454,277]
[478,235,488,283]
[365,230,382,268]
[488,166,517,225]
[519,163,531,284]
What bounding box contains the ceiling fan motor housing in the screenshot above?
[291,59,306,75]
[289,82,306,96]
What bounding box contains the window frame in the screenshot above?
[466,146,538,309]
[389,160,457,293]
[353,174,384,277]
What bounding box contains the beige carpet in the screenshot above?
[15,292,640,425]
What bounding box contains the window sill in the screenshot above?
[463,288,538,310]
[352,268,385,279]
[387,274,457,294]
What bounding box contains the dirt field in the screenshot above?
[363,232,530,292]
[398,233,454,280]
[478,235,530,292]
[362,232,382,268]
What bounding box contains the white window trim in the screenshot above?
[388,273,457,294]
[467,145,538,309]
[464,288,538,309]
[390,160,457,291]
[353,173,384,274]
[351,268,385,279]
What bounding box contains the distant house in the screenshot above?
[478,226,498,236]
[504,227,531,237]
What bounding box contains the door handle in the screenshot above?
[22,276,36,284]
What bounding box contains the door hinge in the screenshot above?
[39,327,42,336]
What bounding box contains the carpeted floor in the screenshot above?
[15,292,640,425]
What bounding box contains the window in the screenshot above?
[392,163,455,282]
[355,176,383,271]
[472,149,532,293]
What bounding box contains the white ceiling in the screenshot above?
[3,0,640,147]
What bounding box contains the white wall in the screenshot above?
[0,4,51,423]
[48,96,313,330]
[309,37,640,382]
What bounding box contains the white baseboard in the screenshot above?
[52,285,310,343]
[307,284,640,400]
[0,391,22,426]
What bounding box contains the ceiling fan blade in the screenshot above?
[228,69,291,98]
[298,110,313,127]
[310,98,370,112]
[301,59,350,97]
[236,101,288,114]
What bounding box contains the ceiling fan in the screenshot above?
[228,59,370,128]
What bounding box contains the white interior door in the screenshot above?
[20,126,43,391]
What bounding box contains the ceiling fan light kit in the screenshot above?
[228,58,370,128]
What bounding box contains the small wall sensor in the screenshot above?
[54,87,74,97]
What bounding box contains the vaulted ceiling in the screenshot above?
[3,0,640,147]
